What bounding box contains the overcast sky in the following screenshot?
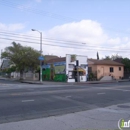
[0,0,130,59]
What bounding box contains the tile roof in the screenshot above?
[88,59,124,66]
[114,58,123,63]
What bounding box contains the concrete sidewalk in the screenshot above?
[21,79,130,85]
[0,76,129,85]
[0,102,130,130]
[21,80,68,85]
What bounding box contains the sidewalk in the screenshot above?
[0,76,129,85]
[21,79,130,85]
[0,102,130,130]
[0,77,130,86]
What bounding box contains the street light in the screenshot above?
[32,29,43,82]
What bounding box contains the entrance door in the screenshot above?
[101,67,104,76]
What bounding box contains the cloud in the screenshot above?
[0,20,130,60]
[107,37,121,45]
[17,1,41,11]
[0,23,25,61]
[42,20,109,58]
[42,20,130,58]
[46,20,108,44]
[0,23,25,31]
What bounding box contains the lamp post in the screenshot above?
[32,29,42,82]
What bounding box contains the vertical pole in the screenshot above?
[40,32,42,82]
[76,60,79,82]
[32,29,43,82]
[1,49,2,66]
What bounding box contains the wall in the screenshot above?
[88,64,97,73]
[11,71,39,80]
[97,65,124,79]
[42,62,66,81]
[66,54,88,82]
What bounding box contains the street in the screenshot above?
[0,80,130,125]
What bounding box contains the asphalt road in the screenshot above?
[0,80,130,124]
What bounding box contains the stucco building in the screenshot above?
[88,59,124,80]
[42,54,88,82]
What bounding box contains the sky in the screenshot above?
[0,0,130,59]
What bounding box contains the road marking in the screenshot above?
[22,99,34,102]
[123,90,130,92]
[98,87,130,92]
[97,92,106,95]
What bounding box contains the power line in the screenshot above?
[0,0,76,22]
[0,1,129,57]
[1,0,130,36]
[0,37,129,53]
[0,31,128,50]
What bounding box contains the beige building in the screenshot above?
[88,59,124,80]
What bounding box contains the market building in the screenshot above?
[42,54,88,82]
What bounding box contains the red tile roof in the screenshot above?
[88,59,124,66]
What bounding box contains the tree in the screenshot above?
[2,66,16,78]
[122,58,130,72]
[111,54,122,60]
[103,56,111,60]
[97,52,99,60]
[103,54,122,60]
[1,42,41,80]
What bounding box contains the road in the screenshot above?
[0,79,130,124]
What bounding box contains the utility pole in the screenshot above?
[1,49,2,66]
[32,29,43,82]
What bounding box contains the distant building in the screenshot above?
[1,59,10,70]
[44,55,59,62]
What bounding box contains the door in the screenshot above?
[101,67,104,77]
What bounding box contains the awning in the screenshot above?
[73,68,85,72]
[77,68,85,72]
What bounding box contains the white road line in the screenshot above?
[97,93,106,95]
[123,90,130,92]
[99,88,130,92]
[22,99,34,102]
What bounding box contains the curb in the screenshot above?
[76,80,130,85]
[21,81,43,85]
[21,80,130,85]
[0,78,129,85]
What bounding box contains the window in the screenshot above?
[110,67,114,72]
[81,64,87,68]
[119,67,121,71]
[68,64,74,69]
[88,67,92,73]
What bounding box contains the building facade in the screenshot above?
[42,54,88,82]
[88,59,124,80]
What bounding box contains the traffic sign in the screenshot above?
[38,56,44,60]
